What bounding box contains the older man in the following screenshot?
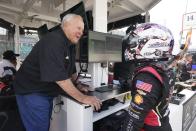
[14,14,101,131]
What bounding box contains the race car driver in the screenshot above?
[121,23,177,131]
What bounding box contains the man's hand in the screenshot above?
[191,82,196,86]
[188,70,196,74]
[56,79,102,111]
[81,95,102,111]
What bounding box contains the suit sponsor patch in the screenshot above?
[130,102,144,110]
[136,89,147,95]
[128,110,140,119]
[134,94,143,105]
[136,80,152,92]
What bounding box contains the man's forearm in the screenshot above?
[56,79,85,103]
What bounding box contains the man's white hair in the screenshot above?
[61,14,81,28]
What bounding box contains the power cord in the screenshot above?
[52,101,64,114]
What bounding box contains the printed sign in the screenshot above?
[183,12,196,30]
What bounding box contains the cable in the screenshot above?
[101,67,104,86]
[100,63,108,86]
[52,101,64,113]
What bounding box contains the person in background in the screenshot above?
[0,50,19,78]
[0,50,23,130]
[0,50,19,96]
[13,14,101,131]
[178,53,193,81]
[121,23,176,131]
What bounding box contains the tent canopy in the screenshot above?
[0,0,161,28]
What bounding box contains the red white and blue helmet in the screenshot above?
[123,23,174,61]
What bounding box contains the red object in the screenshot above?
[144,110,161,126]
[108,72,114,84]
[0,82,7,89]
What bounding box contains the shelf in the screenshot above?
[93,102,130,122]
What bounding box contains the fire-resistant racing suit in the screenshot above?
[122,64,175,131]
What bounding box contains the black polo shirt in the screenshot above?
[14,28,76,96]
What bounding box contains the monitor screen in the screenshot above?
[113,62,136,80]
[76,35,88,62]
[192,64,196,70]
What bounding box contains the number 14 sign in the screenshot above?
[183,12,196,30]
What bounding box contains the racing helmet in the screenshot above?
[123,23,174,61]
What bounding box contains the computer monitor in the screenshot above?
[113,62,136,80]
[192,64,196,71]
[76,35,88,62]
